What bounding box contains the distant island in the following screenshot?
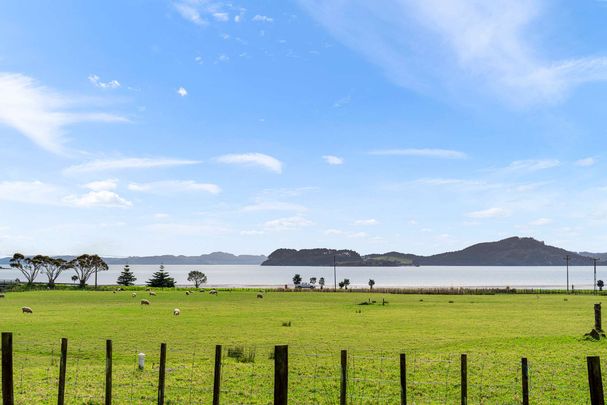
[262,237,607,266]
[0,252,267,266]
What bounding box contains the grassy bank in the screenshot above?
[0,290,604,403]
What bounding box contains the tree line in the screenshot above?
[292,274,376,290]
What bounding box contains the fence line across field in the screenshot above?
[2,332,607,404]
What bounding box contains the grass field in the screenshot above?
[0,289,605,404]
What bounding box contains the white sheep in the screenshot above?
[140,299,150,306]
[257,293,264,299]
[173,308,180,316]
[22,306,33,314]
[209,289,218,295]
[149,291,156,296]
[185,291,190,296]
[132,292,137,297]
[0,293,5,298]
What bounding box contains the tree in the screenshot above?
[9,253,43,286]
[71,275,78,284]
[187,270,207,288]
[39,256,70,288]
[292,274,302,286]
[368,279,375,290]
[117,264,137,286]
[319,277,325,290]
[310,277,317,286]
[70,254,108,288]
[147,264,175,288]
[338,281,345,289]
[599,280,604,291]
[343,279,350,290]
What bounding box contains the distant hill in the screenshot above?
[579,252,607,262]
[0,252,266,266]
[262,237,603,266]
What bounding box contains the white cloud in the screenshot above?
[84,179,118,191]
[323,155,344,165]
[154,213,170,219]
[217,54,230,63]
[234,15,241,23]
[0,181,59,204]
[576,157,596,167]
[128,180,221,194]
[354,219,378,226]
[264,216,312,231]
[504,159,560,173]
[530,218,552,226]
[88,74,120,89]
[298,0,607,105]
[195,56,204,64]
[213,12,229,21]
[64,158,200,174]
[177,86,188,97]
[252,14,274,23]
[216,153,283,173]
[0,72,127,154]
[63,190,132,208]
[370,148,467,159]
[324,229,368,238]
[174,2,207,26]
[333,95,351,108]
[242,201,307,212]
[466,207,509,219]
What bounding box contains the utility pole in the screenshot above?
[594,258,600,295]
[565,255,570,294]
[333,254,337,291]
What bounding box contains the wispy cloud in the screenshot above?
[128,180,221,194]
[354,219,378,226]
[576,157,596,167]
[0,72,127,154]
[64,158,200,174]
[323,155,344,165]
[371,148,467,159]
[252,14,274,23]
[84,179,118,191]
[0,181,59,204]
[530,217,552,226]
[242,201,307,212]
[215,153,283,173]
[466,207,509,219]
[264,216,312,231]
[63,190,132,208]
[503,159,560,173]
[298,0,607,105]
[88,74,120,89]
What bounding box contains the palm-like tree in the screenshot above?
[368,279,375,290]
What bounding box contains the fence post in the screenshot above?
[57,338,68,405]
[596,304,603,331]
[340,350,347,405]
[158,343,167,405]
[105,340,112,405]
[274,345,288,405]
[213,345,222,405]
[588,356,605,405]
[461,354,467,405]
[521,357,529,405]
[1,332,14,405]
[400,353,406,405]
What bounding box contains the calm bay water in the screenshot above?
[1,264,603,289]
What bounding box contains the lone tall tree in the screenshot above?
[319,277,325,290]
[70,254,108,288]
[599,280,605,292]
[368,279,375,290]
[117,264,137,286]
[187,270,207,288]
[147,264,175,288]
[292,273,302,286]
[9,253,43,286]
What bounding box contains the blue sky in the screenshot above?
[1,0,607,257]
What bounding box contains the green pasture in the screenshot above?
[0,290,605,404]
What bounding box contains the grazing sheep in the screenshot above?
[0,293,5,298]
[173,308,180,316]
[140,299,150,306]
[22,306,33,314]
[149,291,156,296]
[209,289,218,295]
[132,292,137,297]
[257,293,264,299]
[113,291,117,294]
[185,291,190,296]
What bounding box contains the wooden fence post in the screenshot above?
[521,357,529,405]
[340,350,347,405]
[213,345,222,405]
[460,354,467,405]
[1,332,14,405]
[57,338,68,405]
[596,304,603,332]
[400,353,406,405]
[105,340,112,405]
[274,345,288,405]
[588,356,605,405]
[158,343,167,405]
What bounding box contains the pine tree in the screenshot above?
[117,264,137,286]
[146,264,175,288]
